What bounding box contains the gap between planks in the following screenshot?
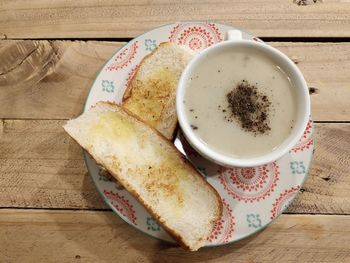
[0,206,349,216]
[3,37,350,42]
[1,0,350,38]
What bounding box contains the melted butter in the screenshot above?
[143,153,189,218]
[89,111,134,140]
[89,110,189,218]
[125,67,177,127]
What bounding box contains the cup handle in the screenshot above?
[226,30,243,41]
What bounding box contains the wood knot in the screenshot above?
[309,87,319,95]
[0,33,7,40]
[293,0,322,6]
[0,40,61,85]
[322,176,331,182]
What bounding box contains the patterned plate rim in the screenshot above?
[82,21,314,248]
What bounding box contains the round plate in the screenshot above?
[84,22,314,247]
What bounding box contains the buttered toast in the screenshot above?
[123,42,195,140]
[63,102,222,251]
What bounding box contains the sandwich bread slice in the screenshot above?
[63,102,222,251]
[123,42,195,140]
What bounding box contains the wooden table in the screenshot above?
[1,1,349,262]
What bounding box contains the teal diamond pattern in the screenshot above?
[290,161,306,174]
[102,80,115,93]
[247,214,262,228]
[98,168,112,182]
[146,217,160,231]
[145,39,157,51]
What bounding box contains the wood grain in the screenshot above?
[0,119,105,209]
[1,1,348,262]
[1,40,350,121]
[0,40,124,119]
[0,210,349,263]
[271,42,350,122]
[287,123,350,214]
[1,119,349,214]
[0,0,350,39]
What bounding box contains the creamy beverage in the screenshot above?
[183,46,297,158]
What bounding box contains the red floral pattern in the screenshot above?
[219,162,280,203]
[207,199,235,244]
[169,23,222,51]
[270,186,300,219]
[106,41,139,71]
[291,137,314,153]
[89,100,116,110]
[124,66,138,90]
[104,190,137,224]
[301,118,313,141]
[291,118,313,153]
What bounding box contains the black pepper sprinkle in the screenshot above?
[189,109,194,112]
[195,116,198,119]
[190,125,198,130]
[218,69,221,73]
[226,80,272,135]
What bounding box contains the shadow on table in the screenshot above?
[53,203,268,262]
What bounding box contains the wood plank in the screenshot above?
[0,40,124,119]
[1,120,349,214]
[287,123,350,214]
[0,210,349,262]
[0,1,350,38]
[270,42,350,122]
[0,119,106,209]
[1,40,350,121]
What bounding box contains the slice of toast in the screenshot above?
[123,42,195,140]
[63,102,222,251]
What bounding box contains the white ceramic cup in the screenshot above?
[176,30,310,167]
